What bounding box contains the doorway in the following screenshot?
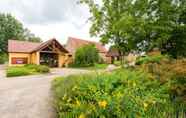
[40,52,58,67]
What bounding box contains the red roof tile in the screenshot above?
[66,37,107,55]
[106,47,120,57]
[8,39,68,53]
[8,40,41,53]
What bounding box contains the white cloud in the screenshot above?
[25,21,98,44]
[0,0,99,44]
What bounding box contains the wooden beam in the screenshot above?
[40,51,58,54]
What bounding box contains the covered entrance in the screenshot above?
[34,39,69,67]
[40,52,58,67]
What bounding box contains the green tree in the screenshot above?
[0,13,24,53]
[74,44,99,67]
[162,6,186,58]
[0,13,42,53]
[80,0,186,58]
[22,28,42,43]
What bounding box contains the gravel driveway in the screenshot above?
[0,64,6,79]
[0,68,90,118]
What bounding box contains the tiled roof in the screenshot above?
[8,40,41,53]
[106,46,120,57]
[8,39,68,53]
[66,37,107,55]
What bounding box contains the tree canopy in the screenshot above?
[0,13,42,53]
[74,44,99,67]
[80,0,186,58]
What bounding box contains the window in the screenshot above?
[11,58,28,64]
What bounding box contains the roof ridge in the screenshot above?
[68,36,102,44]
[8,39,41,44]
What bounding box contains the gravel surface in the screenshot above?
[0,64,6,79]
[0,68,90,118]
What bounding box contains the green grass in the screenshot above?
[114,60,121,66]
[6,64,50,77]
[69,63,108,70]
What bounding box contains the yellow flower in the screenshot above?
[72,86,77,91]
[62,94,67,100]
[143,102,148,108]
[98,100,107,108]
[133,82,136,87]
[152,100,156,104]
[76,100,81,106]
[67,98,72,102]
[79,113,86,118]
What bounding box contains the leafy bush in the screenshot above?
[136,55,166,65]
[0,53,7,64]
[24,64,49,73]
[74,44,99,67]
[6,67,31,77]
[7,64,50,77]
[52,69,184,118]
[35,65,50,73]
[138,58,186,115]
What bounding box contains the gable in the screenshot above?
[66,37,107,55]
[33,39,68,53]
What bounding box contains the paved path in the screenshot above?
[0,64,6,79]
[0,68,90,118]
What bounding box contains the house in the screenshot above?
[8,39,72,67]
[65,37,108,62]
[106,47,121,64]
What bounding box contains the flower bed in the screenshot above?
[52,69,185,118]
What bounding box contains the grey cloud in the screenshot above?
[0,0,89,26]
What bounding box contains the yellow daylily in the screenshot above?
[133,82,136,87]
[76,100,81,106]
[79,113,86,118]
[98,100,107,108]
[143,102,148,111]
[152,100,156,104]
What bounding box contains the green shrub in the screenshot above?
[24,64,50,73]
[6,67,31,77]
[35,65,50,73]
[0,53,7,64]
[138,58,186,115]
[136,55,166,65]
[7,64,50,77]
[52,69,183,118]
[24,64,38,69]
[74,44,99,67]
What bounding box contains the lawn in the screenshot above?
[6,64,50,77]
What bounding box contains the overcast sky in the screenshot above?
[0,0,99,44]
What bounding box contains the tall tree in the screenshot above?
[0,13,24,53]
[22,28,42,43]
[0,13,42,53]
[80,0,186,58]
